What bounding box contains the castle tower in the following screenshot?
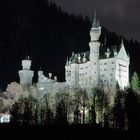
[18,56,34,89]
[89,11,101,87]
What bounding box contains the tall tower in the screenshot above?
[89,11,101,87]
[18,56,34,89]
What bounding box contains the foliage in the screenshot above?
[131,72,140,93]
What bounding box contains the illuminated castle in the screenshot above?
[65,12,130,91]
[18,12,130,93]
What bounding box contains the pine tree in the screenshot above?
[131,72,140,93]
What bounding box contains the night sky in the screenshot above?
[52,0,140,41]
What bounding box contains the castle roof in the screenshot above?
[68,51,90,64]
[67,42,128,65]
[92,11,100,28]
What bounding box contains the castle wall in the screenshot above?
[115,58,129,89]
[78,62,90,89]
[99,58,116,88]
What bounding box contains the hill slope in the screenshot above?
[0,0,139,90]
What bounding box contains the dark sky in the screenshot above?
[52,0,140,41]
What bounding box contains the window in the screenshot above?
[104,63,107,65]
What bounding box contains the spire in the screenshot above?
[92,10,99,28]
[104,37,107,46]
[54,76,57,81]
[121,37,124,45]
[49,73,52,79]
[72,52,74,56]
[105,48,110,58]
[78,54,81,63]
[113,46,118,57]
[83,53,87,63]
[66,57,69,65]
[39,67,42,71]
[94,10,96,21]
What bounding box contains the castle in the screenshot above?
[18,12,130,94]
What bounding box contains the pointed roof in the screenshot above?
[92,10,100,28]
[104,37,107,46]
[117,40,129,62]
[39,67,42,71]
[66,57,69,66]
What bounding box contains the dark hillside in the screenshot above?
[0,0,139,90]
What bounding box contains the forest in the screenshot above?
[0,72,140,138]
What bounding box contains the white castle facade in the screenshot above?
[18,13,130,94]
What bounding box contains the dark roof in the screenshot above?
[67,44,121,65]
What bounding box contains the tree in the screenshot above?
[89,104,96,124]
[10,96,25,125]
[43,94,54,125]
[81,90,88,124]
[125,89,140,130]
[74,105,81,124]
[5,82,23,99]
[54,92,68,125]
[72,88,88,124]
[131,72,140,93]
[113,90,125,130]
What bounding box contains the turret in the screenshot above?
[22,56,31,70]
[37,68,46,91]
[89,11,101,88]
[89,11,101,61]
[18,56,34,89]
[113,47,118,57]
[90,11,101,41]
[105,48,110,58]
[78,54,81,63]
